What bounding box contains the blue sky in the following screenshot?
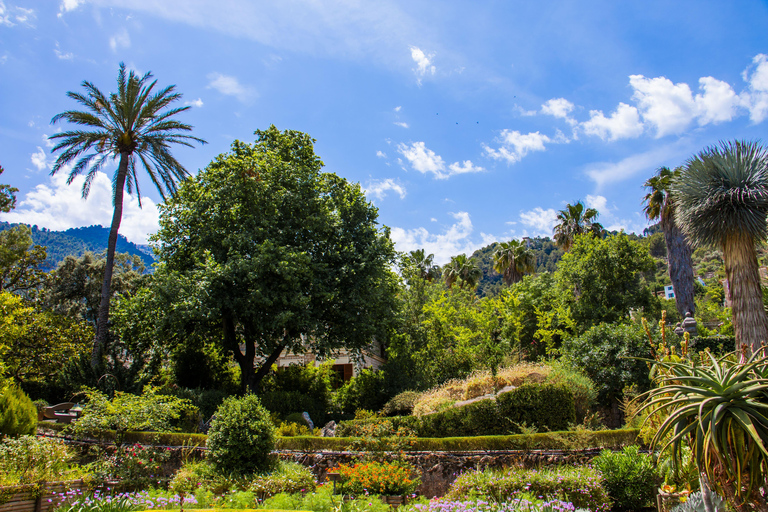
[1,1,768,263]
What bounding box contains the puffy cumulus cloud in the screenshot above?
[389,211,495,265]
[483,130,550,165]
[109,27,131,51]
[582,103,644,141]
[541,98,576,126]
[743,54,768,123]
[58,0,85,16]
[1,171,160,244]
[30,147,50,171]
[518,207,558,237]
[695,76,741,125]
[363,178,406,201]
[410,46,435,85]
[185,97,204,108]
[397,141,483,179]
[206,72,257,103]
[585,194,608,213]
[629,75,697,137]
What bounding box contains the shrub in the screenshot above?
[260,363,336,424]
[332,461,420,496]
[446,465,612,512]
[496,383,576,433]
[249,460,316,497]
[380,390,421,417]
[592,445,658,510]
[285,412,311,427]
[333,368,389,415]
[91,443,170,489]
[0,435,74,485]
[690,336,734,355]
[207,394,275,475]
[0,384,36,438]
[543,360,597,422]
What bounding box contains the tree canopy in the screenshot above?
[152,126,399,392]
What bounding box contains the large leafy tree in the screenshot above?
[0,225,47,296]
[553,201,603,251]
[0,165,18,213]
[643,166,695,318]
[673,140,768,355]
[48,63,205,369]
[492,240,535,285]
[443,254,482,290]
[153,127,399,392]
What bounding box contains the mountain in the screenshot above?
[0,221,155,271]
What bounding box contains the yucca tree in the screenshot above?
[553,201,603,252]
[49,63,206,369]
[492,240,535,285]
[643,166,695,318]
[673,140,768,355]
[444,254,482,290]
[638,350,768,510]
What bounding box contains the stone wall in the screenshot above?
[278,448,606,498]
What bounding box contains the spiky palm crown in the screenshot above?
[49,62,206,205]
[553,201,603,250]
[493,240,535,283]
[674,140,768,248]
[642,166,679,223]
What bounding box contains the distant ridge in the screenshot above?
[0,221,155,271]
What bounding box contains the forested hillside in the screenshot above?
[0,221,154,271]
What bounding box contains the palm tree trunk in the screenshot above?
[723,233,768,355]
[663,217,696,318]
[91,153,129,370]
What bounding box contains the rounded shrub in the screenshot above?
[380,390,420,417]
[592,445,658,510]
[0,384,37,438]
[207,394,275,475]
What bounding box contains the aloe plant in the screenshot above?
[638,349,768,510]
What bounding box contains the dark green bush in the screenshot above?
[207,394,275,475]
[380,390,421,417]
[496,383,576,433]
[249,460,316,496]
[0,385,37,438]
[333,368,389,415]
[419,398,503,437]
[285,412,311,427]
[260,363,336,424]
[690,336,734,355]
[592,445,658,510]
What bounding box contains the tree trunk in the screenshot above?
[91,153,129,370]
[723,233,768,355]
[663,216,696,318]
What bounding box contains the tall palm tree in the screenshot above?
[492,240,535,285]
[673,140,768,355]
[406,249,441,282]
[49,63,206,368]
[643,166,695,318]
[553,201,603,251]
[444,254,482,290]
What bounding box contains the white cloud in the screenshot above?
[363,178,406,201]
[397,141,483,179]
[581,102,644,141]
[585,194,608,213]
[0,171,160,244]
[519,207,558,237]
[394,121,409,128]
[541,98,576,126]
[742,54,768,123]
[694,76,741,125]
[42,134,56,149]
[1,1,35,26]
[30,147,50,172]
[376,150,387,158]
[483,130,551,165]
[54,48,74,60]
[206,72,256,103]
[185,97,204,108]
[58,0,85,17]
[394,106,402,112]
[585,142,689,189]
[410,46,435,85]
[389,211,493,265]
[109,27,131,52]
[629,75,700,137]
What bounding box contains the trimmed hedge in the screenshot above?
[690,336,735,354]
[337,383,576,438]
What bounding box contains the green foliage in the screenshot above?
[543,360,597,422]
[91,443,170,489]
[690,336,734,355]
[592,445,658,510]
[496,383,576,434]
[0,384,36,438]
[260,363,336,424]
[333,369,389,415]
[561,322,652,408]
[67,387,196,443]
[249,461,316,497]
[671,490,726,512]
[0,224,47,295]
[0,435,74,486]
[207,394,276,475]
[555,233,656,329]
[333,460,420,496]
[0,165,18,214]
[380,391,421,417]
[445,465,612,512]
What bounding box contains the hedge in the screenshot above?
[337,383,576,438]
[690,336,735,354]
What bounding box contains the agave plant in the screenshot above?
[638,350,768,510]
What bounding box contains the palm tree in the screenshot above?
[553,201,603,251]
[49,63,206,368]
[444,254,482,290]
[673,140,768,355]
[406,249,441,282]
[642,166,695,318]
[492,240,535,285]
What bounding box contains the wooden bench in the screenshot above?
[41,402,81,424]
